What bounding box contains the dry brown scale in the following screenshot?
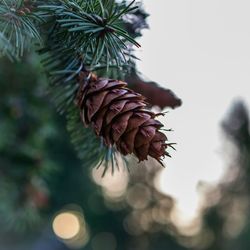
[76,72,173,165]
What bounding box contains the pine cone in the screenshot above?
[76,72,172,164]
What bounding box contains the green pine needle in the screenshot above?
[0,0,43,60]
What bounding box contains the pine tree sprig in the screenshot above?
[0,0,172,175]
[38,0,140,70]
[0,0,43,60]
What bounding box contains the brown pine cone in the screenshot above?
[76,72,172,165]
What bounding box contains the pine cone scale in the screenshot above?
[86,91,108,121]
[101,89,127,107]
[87,78,109,94]
[135,143,150,160]
[105,100,128,124]
[111,111,133,142]
[118,128,138,154]
[126,113,151,131]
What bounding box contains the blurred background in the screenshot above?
[1,0,250,249]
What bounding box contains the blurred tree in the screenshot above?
[191,101,250,250]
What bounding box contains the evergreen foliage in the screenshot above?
[0,0,175,170]
[0,56,56,231]
[0,0,149,169]
[0,0,42,60]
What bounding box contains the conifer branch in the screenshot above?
[0,0,42,60]
[0,0,175,173]
[38,0,140,70]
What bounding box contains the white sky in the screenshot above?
[135,0,250,225]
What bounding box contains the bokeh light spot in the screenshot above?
[53,212,80,240]
[126,184,151,209]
